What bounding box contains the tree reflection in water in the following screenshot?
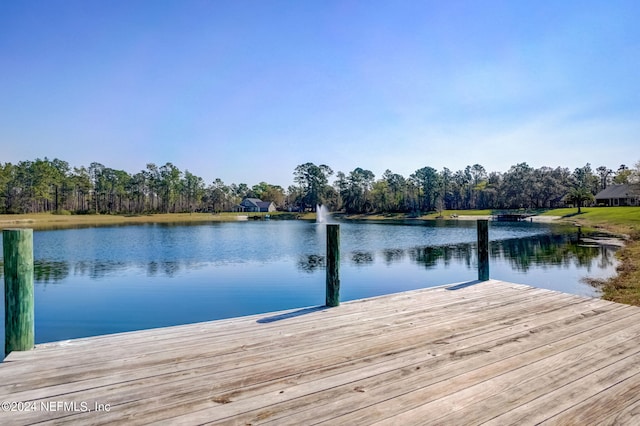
[0,230,618,283]
[294,233,615,274]
[297,254,324,273]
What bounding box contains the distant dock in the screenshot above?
[493,213,532,221]
[2,279,640,425]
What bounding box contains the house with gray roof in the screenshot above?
[233,198,276,212]
[594,184,640,206]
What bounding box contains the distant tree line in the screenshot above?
[0,160,285,215]
[290,161,639,214]
[0,158,638,215]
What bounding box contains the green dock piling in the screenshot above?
[3,229,34,356]
[326,224,340,307]
[477,220,489,281]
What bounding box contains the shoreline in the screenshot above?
[0,212,563,230]
[0,212,270,230]
[560,214,640,306]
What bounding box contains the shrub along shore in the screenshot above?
[1,207,639,305]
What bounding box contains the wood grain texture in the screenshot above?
[477,219,489,281]
[325,224,340,307]
[1,280,639,425]
[3,228,34,356]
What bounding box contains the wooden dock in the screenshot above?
[2,279,640,425]
[493,213,531,222]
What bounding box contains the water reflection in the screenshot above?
[409,244,474,269]
[382,249,405,265]
[35,260,70,283]
[294,234,615,275]
[146,261,183,278]
[494,234,617,272]
[0,232,618,284]
[0,258,209,282]
[351,251,374,265]
[74,260,130,279]
[297,255,325,273]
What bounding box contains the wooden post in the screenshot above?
[3,229,35,356]
[477,220,489,281]
[326,224,340,307]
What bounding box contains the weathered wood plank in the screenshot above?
[538,372,640,425]
[597,391,640,425]
[91,301,620,424]
[1,280,639,426]
[325,223,340,307]
[243,307,640,426]
[369,320,640,425]
[46,296,632,426]
[477,219,489,281]
[482,349,640,425]
[3,228,35,356]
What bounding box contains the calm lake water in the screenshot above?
[0,220,619,345]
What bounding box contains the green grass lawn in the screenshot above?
[541,207,640,229]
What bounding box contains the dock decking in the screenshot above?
[2,279,640,425]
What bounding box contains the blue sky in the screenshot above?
[1,1,638,188]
